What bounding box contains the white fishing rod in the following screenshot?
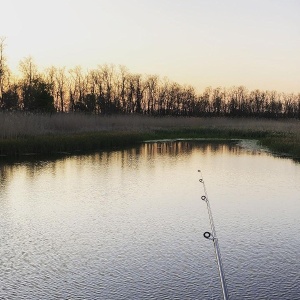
[198,170,229,300]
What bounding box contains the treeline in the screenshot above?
[0,39,299,118]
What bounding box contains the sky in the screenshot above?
[1,0,299,93]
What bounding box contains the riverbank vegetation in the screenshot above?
[0,113,300,160]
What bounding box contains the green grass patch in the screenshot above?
[260,133,300,161]
[151,128,269,140]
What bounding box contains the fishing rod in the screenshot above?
[198,170,229,300]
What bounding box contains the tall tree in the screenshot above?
[19,57,54,112]
[145,75,159,114]
[56,67,67,112]
[68,66,88,111]
[19,56,38,110]
[0,37,9,108]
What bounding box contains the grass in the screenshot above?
[0,132,143,156]
[260,134,300,159]
[0,112,300,161]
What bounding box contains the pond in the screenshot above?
[0,140,299,299]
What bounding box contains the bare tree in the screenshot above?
[145,75,159,114]
[19,56,38,110]
[68,66,88,111]
[116,65,129,112]
[0,37,9,107]
[298,94,300,119]
[100,64,116,113]
[132,73,144,114]
[56,67,67,112]
[44,66,58,110]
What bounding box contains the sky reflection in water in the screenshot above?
[0,141,300,299]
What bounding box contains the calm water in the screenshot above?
[0,141,300,300]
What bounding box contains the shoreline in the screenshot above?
[0,114,299,162]
[0,129,299,163]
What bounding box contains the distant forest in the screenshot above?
[0,38,299,118]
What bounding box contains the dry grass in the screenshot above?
[1,112,300,159]
[1,111,300,138]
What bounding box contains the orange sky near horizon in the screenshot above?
[1,0,299,94]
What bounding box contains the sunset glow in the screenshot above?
[1,0,299,93]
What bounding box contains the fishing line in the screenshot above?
[198,170,229,300]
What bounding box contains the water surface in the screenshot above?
[0,141,300,299]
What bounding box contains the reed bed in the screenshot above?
[1,111,300,137]
[0,112,300,159]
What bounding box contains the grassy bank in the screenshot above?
[0,112,300,160]
[0,132,146,157]
[260,134,300,160]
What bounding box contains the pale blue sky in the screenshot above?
[1,0,299,93]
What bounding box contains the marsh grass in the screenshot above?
[0,132,144,156]
[260,134,300,159]
[1,112,300,136]
[0,112,300,159]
